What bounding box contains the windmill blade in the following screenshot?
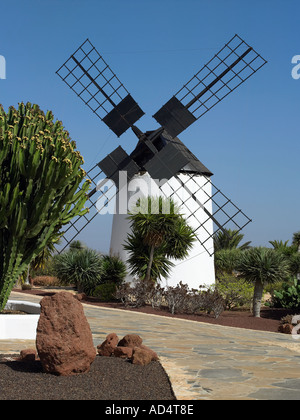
[159,171,251,257]
[153,34,267,138]
[55,163,117,253]
[55,144,140,253]
[98,146,140,187]
[56,39,145,137]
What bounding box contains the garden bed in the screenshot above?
[14,288,295,333]
[0,355,175,400]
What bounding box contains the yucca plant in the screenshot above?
[292,231,300,280]
[0,102,91,310]
[236,247,291,317]
[292,231,300,253]
[125,196,195,282]
[289,253,300,277]
[124,231,175,281]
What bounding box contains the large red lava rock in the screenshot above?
[36,292,96,376]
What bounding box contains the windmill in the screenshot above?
[56,34,267,288]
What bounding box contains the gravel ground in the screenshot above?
[0,355,176,400]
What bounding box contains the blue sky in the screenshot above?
[0,0,299,253]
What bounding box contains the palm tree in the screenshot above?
[126,196,196,282]
[269,239,289,249]
[292,231,300,280]
[213,228,251,252]
[213,229,251,279]
[289,253,300,278]
[124,232,174,281]
[214,248,241,277]
[269,239,296,256]
[236,247,291,317]
[292,232,300,253]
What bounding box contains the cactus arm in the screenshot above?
[0,102,90,311]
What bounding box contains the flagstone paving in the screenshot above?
[2,291,300,400]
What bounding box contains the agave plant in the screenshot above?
[53,248,103,294]
[100,255,127,285]
[0,102,91,310]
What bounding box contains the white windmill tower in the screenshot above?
[56,35,267,289]
[109,129,216,288]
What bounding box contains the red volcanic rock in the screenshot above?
[113,346,133,359]
[131,347,153,366]
[278,323,294,334]
[139,344,159,361]
[97,332,159,364]
[19,349,38,362]
[116,334,158,364]
[75,293,87,302]
[118,334,143,348]
[36,292,96,376]
[97,333,119,357]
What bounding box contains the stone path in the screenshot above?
[2,291,300,400]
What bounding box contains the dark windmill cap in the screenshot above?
[130,129,213,182]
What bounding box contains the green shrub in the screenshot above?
[101,255,127,285]
[271,277,300,310]
[21,284,32,290]
[92,282,117,301]
[216,274,254,310]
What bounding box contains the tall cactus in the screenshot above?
[0,102,91,310]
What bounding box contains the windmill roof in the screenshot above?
[160,130,213,176]
[130,129,213,177]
